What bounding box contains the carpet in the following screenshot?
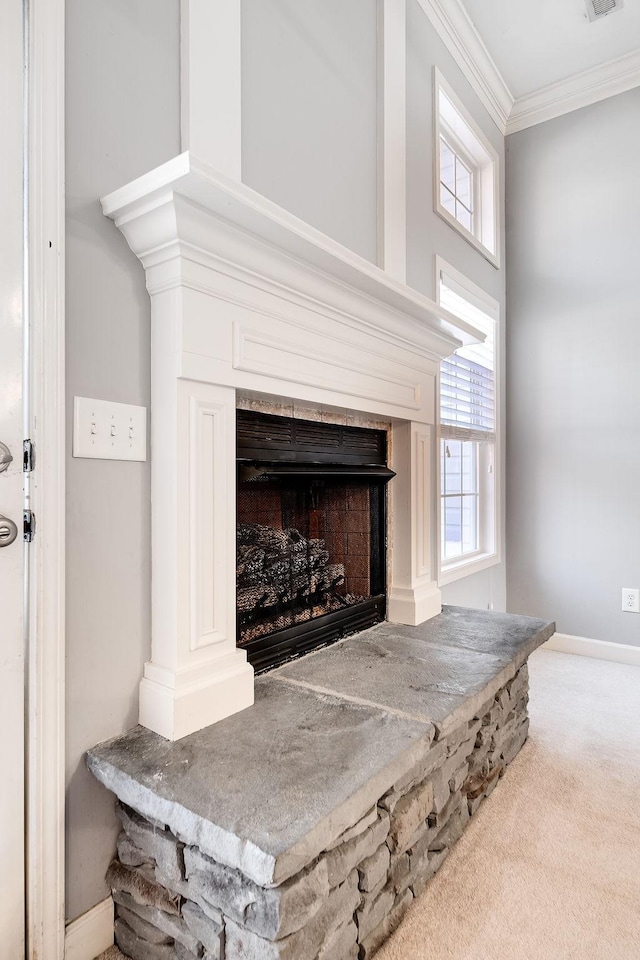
[375,648,640,960]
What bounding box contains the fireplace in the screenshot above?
[236,411,394,671]
[101,153,483,739]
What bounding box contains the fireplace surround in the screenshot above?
[101,151,485,740]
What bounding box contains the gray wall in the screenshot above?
[243,0,508,610]
[506,87,640,647]
[65,0,180,922]
[63,0,507,923]
[405,0,506,612]
[241,0,378,263]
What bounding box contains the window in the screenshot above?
[437,259,500,583]
[439,135,475,236]
[434,69,499,267]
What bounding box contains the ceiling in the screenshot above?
[459,0,640,100]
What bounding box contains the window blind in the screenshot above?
[439,280,495,443]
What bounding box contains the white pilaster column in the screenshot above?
[377,0,407,282]
[139,288,253,741]
[388,421,442,625]
[181,0,242,179]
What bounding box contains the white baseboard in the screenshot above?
[543,632,640,667]
[65,896,114,960]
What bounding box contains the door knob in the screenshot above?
[0,515,18,547]
[0,442,13,474]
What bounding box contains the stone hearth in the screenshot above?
[87,607,554,960]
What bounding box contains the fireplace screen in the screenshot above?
[236,411,393,671]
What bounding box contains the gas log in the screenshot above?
[237,524,346,616]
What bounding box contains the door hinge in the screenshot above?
[23,510,36,542]
[23,439,35,473]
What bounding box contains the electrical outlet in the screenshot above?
[621,588,640,613]
[73,397,147,461]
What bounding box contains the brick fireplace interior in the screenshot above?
[236,410,395,671]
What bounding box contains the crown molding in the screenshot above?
[507,48,640,134]
[415,0,513,134]
[417,2,640,137]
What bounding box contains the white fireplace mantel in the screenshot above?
[101,151,484,740]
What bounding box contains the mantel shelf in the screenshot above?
[101,151,483,356]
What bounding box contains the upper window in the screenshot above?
[439,137,474,235]
[436,259,500,584]
[434,70,500,267]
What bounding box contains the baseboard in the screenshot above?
[65,896,114,960]
[543,632,640,667]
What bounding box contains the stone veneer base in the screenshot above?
[87,606,554,960]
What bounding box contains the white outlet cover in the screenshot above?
[621,587,640,613]
[73,396,147,461]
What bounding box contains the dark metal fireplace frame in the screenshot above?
[236,410,394,672]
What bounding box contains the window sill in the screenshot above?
[438,549,500,587]
[434,202,500,270]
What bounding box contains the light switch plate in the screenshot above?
[73,396,147,461]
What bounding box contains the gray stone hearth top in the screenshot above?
[87,606,554,891]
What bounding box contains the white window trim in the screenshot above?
[435,257,501,586]
[433,68,500,269]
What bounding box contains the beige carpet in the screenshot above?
[376,648,640,960]
[96,649,640,960]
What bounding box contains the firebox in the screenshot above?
[236,410,395,671]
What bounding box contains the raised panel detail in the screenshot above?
[189,395,230,650]
[233,324,422,413]
[413,426,431,580]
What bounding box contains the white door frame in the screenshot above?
[24,0,66,956]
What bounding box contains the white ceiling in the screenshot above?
[460,0,640,99]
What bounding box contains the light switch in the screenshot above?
[73,397,147,461]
